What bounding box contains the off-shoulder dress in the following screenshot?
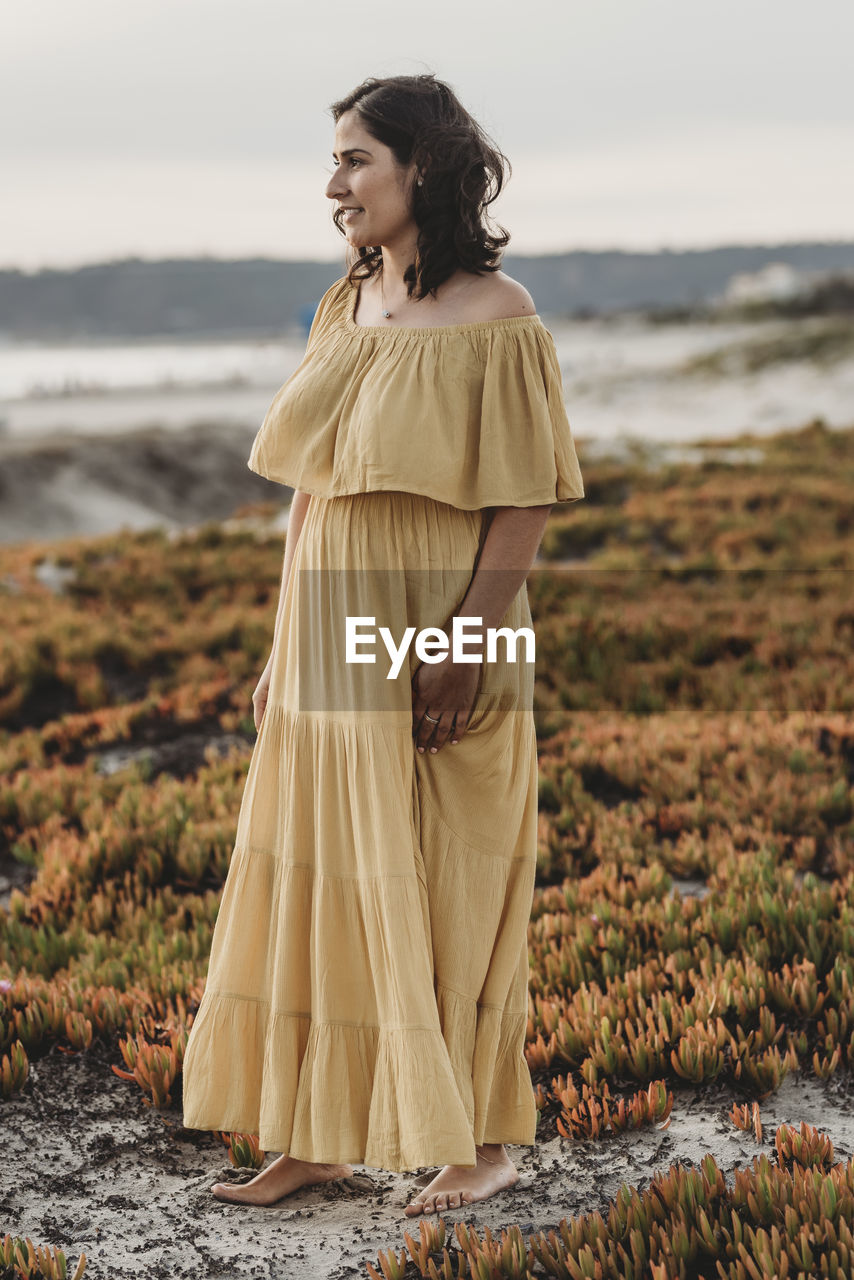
[180,274,585,1172]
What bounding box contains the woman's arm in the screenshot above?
[410,503,553,753]
[454,503,552,630]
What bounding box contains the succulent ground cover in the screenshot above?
[0,419,852,1278]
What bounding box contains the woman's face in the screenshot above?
[325,108,418,248]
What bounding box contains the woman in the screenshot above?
[181,72,585,1218]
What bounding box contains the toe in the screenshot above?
[448,1191,461,1208]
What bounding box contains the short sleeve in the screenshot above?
[470,320,585,507]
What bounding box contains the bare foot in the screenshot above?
[211,1153,353,1206]
[404,1143,518,1216]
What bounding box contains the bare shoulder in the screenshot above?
[458,271,537,322]
[489,272,537,317]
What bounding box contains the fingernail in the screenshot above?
[430,747,437,753]
[451,739,458,744]
[418,746,424,753]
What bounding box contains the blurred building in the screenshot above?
[721,261,812,304]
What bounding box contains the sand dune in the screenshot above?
[0,421,287,545]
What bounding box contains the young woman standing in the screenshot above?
[181,72,584,1218]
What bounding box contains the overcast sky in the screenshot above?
[2,0,853,270]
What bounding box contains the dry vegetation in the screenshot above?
[1,419,853,1278]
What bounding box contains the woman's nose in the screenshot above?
[325,172,347,199]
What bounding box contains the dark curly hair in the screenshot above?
[327,73,511,301]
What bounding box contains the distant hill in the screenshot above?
[2,242,854,339]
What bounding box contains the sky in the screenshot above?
[2,0,853,270]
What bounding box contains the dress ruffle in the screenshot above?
[183,988,480,1168]
[181,702,538,1168]
[183,979,535,1168]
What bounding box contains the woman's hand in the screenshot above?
[411,653,481,754]
[252,664,272,733]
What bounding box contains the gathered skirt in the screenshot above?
[181,490,539,1172]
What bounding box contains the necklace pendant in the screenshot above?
[382,309,391,319]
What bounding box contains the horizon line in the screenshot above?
[3,236,854,276]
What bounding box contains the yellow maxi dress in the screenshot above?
[181,275,585,1172]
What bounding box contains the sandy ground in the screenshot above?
[1,1025,853,1279]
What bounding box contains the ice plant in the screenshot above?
[729,1100,763,1143]
[1,1233,87,1278]
[0,1039,29,1098]
[670,1024,724,1083]
[111,1028,182,1107]
[1,456,853,1277]
[774,1120,835,1172]
[216,1130,266,1170]
[402,1218,447,1273]
[62,1010,93,1052]
[366,1245,408,1280]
